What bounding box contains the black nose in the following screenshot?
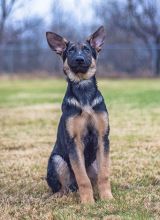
[75,56,85,64]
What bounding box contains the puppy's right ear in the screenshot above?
[46,32,68,55]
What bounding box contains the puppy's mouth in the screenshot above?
[70,64,90,74]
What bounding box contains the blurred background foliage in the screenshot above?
[0,0,160,77]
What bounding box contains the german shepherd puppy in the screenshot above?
[46,26,113,204]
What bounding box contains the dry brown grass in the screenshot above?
[0,78,160,219]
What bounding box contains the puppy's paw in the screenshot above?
[100,191,114,200]
[53,188,69,198]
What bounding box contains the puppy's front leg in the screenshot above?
[95,112,113,200]
[69,138,94,204]
[67,116,94,204]
[96,136,113,200]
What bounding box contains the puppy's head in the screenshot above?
[46,26,105,82]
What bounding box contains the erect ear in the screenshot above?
[46,32,68,55]
[87,26,105,52]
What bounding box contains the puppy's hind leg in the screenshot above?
[46,154,71,197]
[87,160,98,187]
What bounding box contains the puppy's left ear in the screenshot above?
[87,26,105,52]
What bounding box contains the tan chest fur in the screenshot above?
[66,106,109,140]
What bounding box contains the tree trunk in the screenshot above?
[0,23,4,44]
[155,35,160,76]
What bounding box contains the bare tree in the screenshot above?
[129,0,160,75]
[50,0,91,41]
[50,0,75,39]
[110,0,160,75]
[0,0,18,43]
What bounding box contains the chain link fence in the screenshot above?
[0,44,154,76]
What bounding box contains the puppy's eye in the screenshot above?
[68,47,75,53]
[83,46,90,52]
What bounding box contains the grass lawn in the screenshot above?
[0,78,160,220]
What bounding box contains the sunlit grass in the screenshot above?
[0,78,160,219]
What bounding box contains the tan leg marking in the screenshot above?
[96,150,113,200]
[70,147,94,204]
[95,112,113,200]
[67,115,94,204]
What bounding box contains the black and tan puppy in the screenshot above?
[46,26,113,204]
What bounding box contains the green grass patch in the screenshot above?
[0,78,160,219]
